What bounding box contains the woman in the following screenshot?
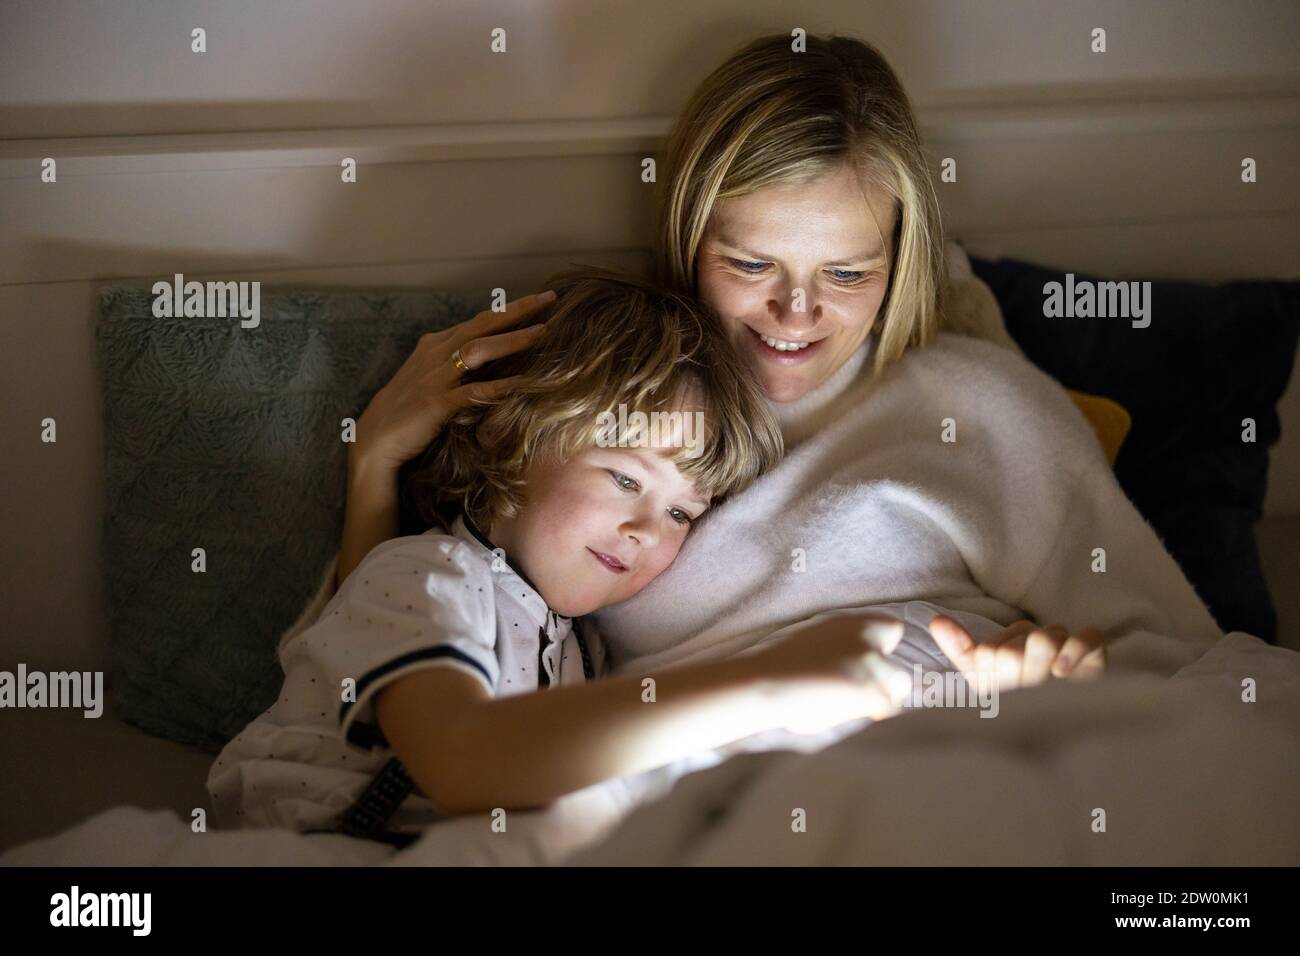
[336,33,1220,703]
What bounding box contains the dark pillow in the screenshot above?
[96,286,501,751]
[969,254,1299,643]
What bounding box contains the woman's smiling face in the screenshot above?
[697,161,898,403]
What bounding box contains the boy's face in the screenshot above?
[488,444,711,617]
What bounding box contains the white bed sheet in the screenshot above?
[3,632,1296,867]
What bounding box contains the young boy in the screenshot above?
[208,268,908,848]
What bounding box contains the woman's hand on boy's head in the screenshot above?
[928,615,1107,691]
[354,292,554,471]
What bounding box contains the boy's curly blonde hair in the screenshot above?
[400,266,784,534]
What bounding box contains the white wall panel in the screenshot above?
[1,0,1296,667]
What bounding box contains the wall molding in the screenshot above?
[3,77,1296,178]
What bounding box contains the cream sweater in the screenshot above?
[590,326,1224,680]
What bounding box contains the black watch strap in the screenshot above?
[336,756,417,841]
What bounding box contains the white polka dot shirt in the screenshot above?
[206,514,605,836]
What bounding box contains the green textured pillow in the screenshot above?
[96,285,503,752]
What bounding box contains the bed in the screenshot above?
[4,627,1298,866]
[2,251,1298,866]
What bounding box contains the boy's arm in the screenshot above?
[375,655,785,814]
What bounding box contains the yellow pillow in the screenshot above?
[1065,389,1132,467]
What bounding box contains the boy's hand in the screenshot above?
[747,613,913,732]
[928,616,1107,692]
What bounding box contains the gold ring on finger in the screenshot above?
[451,348,470,372]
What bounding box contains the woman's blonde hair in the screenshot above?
[655,32,947,377]
[401,267,784,534]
